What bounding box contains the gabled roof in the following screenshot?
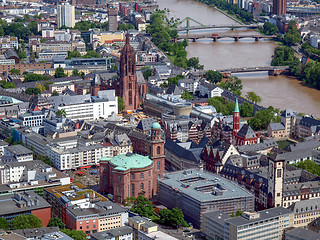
[300,116,320,128]
[269,122,285,131]
[281,109,295,118]
[136,118,154,131]
[236,124,257,139]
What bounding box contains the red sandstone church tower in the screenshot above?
[233,98,240,139]
[118,31,140,112]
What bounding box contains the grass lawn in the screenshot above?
[277,140,294,149]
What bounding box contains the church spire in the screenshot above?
[234,98,239,113]
[125,30,129,44]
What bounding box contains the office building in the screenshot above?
[108,7,118,31]
[57,3,75,28]
[0,191,51,226]
[203,207,293,240]
[44,183,128,235]
[157,169,254,228]
[4,144,34,162]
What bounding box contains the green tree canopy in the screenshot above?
[248,106,280,130]
[293,159,320,176]
[0,218,9,230]
[245,91,262,104]
[48,217,65,229]
[25,87,41,95]
[10,69,20,75]
[118,97,125,112]
[262,22,278,35]
[205,70,223,84]
[67,50,82,59]
[24,73,44,82]
[118,23,135,31]
[187,57,204,70]
[0,81,15,89]
[11,214,42,230]
[239,102,254,117]
[159,208,188,228]
[61,229,87,240]
[219,76,243,96]
[181,90,194,100]
[56,109,67,118]
[143,69,153,80]
[283,20,301,46]
[130,195,154,218]
[55,67,67,78]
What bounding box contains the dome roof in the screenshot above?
[152,122,161,130]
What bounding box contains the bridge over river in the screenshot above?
[177,33,276,42]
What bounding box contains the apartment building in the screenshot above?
[18,111,45,128]
[202,207,294,240]
[52,90,118,121]
[44,183,128,235]
[0,36,18,49]
[91,226,133,240]
[4,144,33,162]
[0,159,70,188]
[57,3,75,28]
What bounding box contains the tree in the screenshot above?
[219,76,243,96]
[187,57,204,70]
[167,74,184,85]
[283,20,301,46]
[24,73,44,82]
[52,90,59,96]
[10,69,20,75]
[159,208,188,228]
[130,195,154,218]
[262,22,278,35]
[48,217,65,229]
[0,218,9,230]
[293,159,320,176]
[56,109,67,118]
[118,97,125,112]
[205,70,223,83]
[143,69,153,80]
[245,91,262,104]
[248,106,279,130]
[0,81,15,89]
[35,82,46,92]
[67,50,82,59]
[61,229,87,240]
[25,87,41,95]
[11,214,42,230]
[181,90,194,100]
[118,23,135,31]
[208,97,234,115]
[239,102,253,117]
[84,50,100,58]
[55,67,67,78]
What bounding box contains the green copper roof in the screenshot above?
[101,153,153,171]
[234,98,239,113]
[152,122,161,129]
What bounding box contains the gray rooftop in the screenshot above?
[5,144,33,156]
[159,169,253,203]
[91,226,133,240]
[0,191,51,216]
[286,227,320,240]
[225,207,292,226]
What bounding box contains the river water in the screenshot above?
[158,0,320,117]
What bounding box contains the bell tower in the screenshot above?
[268,154,285,207]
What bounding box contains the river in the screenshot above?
[158,0,320,117]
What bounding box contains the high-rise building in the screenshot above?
[108,6,118,31]
[57,3,75,28]
[273,0,287,15]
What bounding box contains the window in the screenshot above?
[157,161,160,170]
[131,174,135,180]
[148,181,151,194]
[118,175,121,182]
[127,185,129,197]
[80,226,82,229]
[148,171,151,177]
[277,169,282,178]
[131,184,135,196]
[157,146,161,154]
[140,173,144,179]
[118,185,121,194]
[141,183,144,191]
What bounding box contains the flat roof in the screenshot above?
[0,191,51,216]
[5,144,33,155]
[159,169,253,202]
[286,227,320,240]
[225,207,292,226]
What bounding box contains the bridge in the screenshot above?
[217,66,290,77]
[177,24,259,31]
[175,16,259,32]
[176,33,276,42]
